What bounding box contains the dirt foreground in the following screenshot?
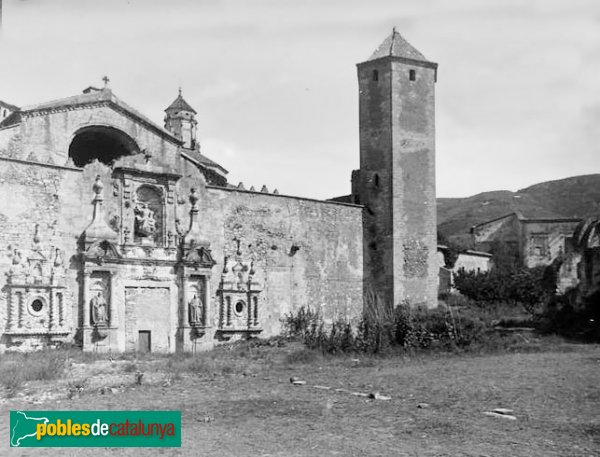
[1,340,599,457]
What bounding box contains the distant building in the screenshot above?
[556,216,600,303]
[437,246,492,294]
[454,250,493,273]
[471,212,580,268]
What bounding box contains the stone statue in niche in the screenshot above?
[134,203,157,238]
[10,249,24,275]
[53,248,63,267]
[90,291,108,326]
[188,293,203,326]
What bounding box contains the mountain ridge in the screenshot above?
[437,174,600,248]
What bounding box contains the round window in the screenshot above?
[28,298,45,316]
[31,299,43,312]
[235,301,244,314]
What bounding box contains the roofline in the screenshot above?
[522,217,581,224]
[20,98,183,146]
[0,100,19,111]
[181,152,228,175]
[357,56,438,81]
[437,245,492,258]
[461,250,493,258]
[471,212,518,230]
[471,211,581,231]
[0,120,20,131]
[207,185,364,208]
[357,55,438,70]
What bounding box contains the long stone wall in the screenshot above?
[0,148,364,350]
[201,187,364,336]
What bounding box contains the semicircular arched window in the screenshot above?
[68,126,140,167]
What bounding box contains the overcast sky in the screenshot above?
[1,0,599,200]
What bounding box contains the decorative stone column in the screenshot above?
[108,273,116,327]
[204,278,210,328]
[82,271,90,328]
[181,274,188,328]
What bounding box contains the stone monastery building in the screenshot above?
[0,30,438,352]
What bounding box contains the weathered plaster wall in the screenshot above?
[0,157,120,348]
[0,135,363,349]
[357,57,438,307]
[390,60,437,306]
[197,187,364,336]
[472,215,521,261]
[4,106,180,170]
[522,221,579,268]
[356,60,394,305]
[453,253,491,274]
[0,126,20,154]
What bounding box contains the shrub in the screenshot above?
[284,301,489,355]
[454,266,554,314]
[540,292,600,342]
[0,350,66,395]
[282,307,322,340]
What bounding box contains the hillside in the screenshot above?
[437,174,600,248]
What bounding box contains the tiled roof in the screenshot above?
[184,147,228,174]
[165,92,196,114]
[367,28,430,62]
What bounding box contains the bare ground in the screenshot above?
[1,339,599,457]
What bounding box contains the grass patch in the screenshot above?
[122,362,138,373]
[285,348,320,365]
[0,350,66,394]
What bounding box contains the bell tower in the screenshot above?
[354,28,438,307]
[164,88,198,149]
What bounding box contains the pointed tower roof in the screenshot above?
[366,27,431,63]
[165,88,197,114]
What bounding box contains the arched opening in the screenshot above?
[134,185,164,245]
[69,126,140,167]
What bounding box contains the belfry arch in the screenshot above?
[68,125,140,167]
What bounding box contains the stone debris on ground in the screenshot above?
[417,403,430,408]
[483,408,517,420]
[288,377,391,400]
[368,392,391,401]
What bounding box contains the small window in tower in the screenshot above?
[372,70,379,82]
[374,173,380,187]
[409,69,416,81]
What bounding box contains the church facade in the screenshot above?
[0,30,438,352]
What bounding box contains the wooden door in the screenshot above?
[138,330,151,353]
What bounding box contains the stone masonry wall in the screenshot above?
[390,60,438,306]
[2,105,180,170]
[198,187,364,337]
[357,57,438,307]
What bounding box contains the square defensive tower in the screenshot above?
[354,28,438,307]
